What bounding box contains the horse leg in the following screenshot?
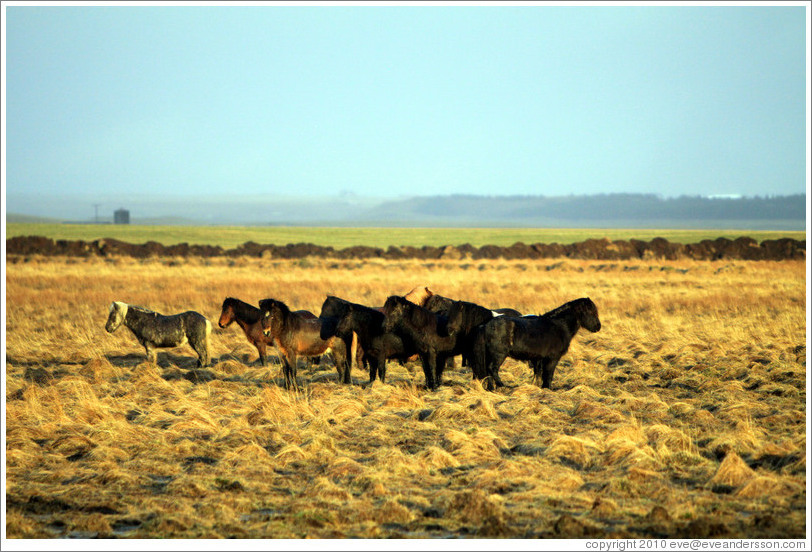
[368,355,378,383]
[144,343,157,364]
[436,353,450,387]
[334,338,351,384]
[422,351,439,390]
[418,354,431,390]
[256,341,267,367]
[531,359,544,388]
[471,333,488,386]
[357,343,366,373]
[190,337,209,368]
[377,354,387,384]
[486,348,507,391]
[282,353,298,390]
[540,356,561,389]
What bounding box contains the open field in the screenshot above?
[5,223,806,249]
[4,254,808,539]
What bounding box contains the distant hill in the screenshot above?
[6,213,64,224]
[6,193,806,229]
[360,194,806,229]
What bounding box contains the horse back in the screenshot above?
[130,311,191,347]
[294,310,317,320]
[507,316,571,359]
[280,313,335,356]
[179,311,210,339]
[348,308,386,340]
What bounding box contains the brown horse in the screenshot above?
[259,298,347,389]
[218,297,320,367]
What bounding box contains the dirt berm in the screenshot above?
[6,235,805,261]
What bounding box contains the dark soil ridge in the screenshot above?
[6,235,806,261]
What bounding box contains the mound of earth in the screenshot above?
[5,235,805,261]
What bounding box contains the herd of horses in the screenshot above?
[105,286,601,391]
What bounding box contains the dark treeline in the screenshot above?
[371,194,806,223]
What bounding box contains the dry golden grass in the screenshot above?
[4,254,807,539]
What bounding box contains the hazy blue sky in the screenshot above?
[4,3,809,209]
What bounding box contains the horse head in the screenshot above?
[105,301,128,333]
[259,298,289,337]
[218,298,237,328]
[335,304,355,336]
[320,296,349,318]
[382,295,407,332]
[576,298,601,333]
[445,301,465,336]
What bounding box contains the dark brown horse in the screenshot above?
[381,295,463,390]
[259,298,347,389]
[218,297,320,367]
[334,300,419,384]
[472,297,601,390]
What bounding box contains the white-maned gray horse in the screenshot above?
[105,301,211,367]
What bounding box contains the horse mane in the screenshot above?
[460,300,492,324]
[424,294,454,312]
[323,295,351,311]
[403,298,436,329]
[223,297,260,323]
[261,298,292,319]
[382,295,402,313]
[127,304,156,315]
[541,298,591,319]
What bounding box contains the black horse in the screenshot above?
[381,295,463,390]
[472,297,601,391]
[445,299,498,368]
[424,294,524,369]
[318,295,367,381]
[422,293,465,371]
[335,301,418,384]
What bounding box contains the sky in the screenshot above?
[3,1,809,219]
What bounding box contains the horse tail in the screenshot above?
[204,318,212,361]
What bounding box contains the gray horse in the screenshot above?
[105,301,211,367]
